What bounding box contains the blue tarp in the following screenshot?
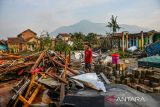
[145,41,160,56]
[0,45,7,50]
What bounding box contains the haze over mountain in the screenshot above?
[50,20,151,36]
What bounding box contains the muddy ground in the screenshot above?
[0,80,18,107]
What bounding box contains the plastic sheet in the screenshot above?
[71,73,106,92]
[103,56,112,64]
[145,41,160,56]
[127,46,137,52]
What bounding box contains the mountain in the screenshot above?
[50,20,151,36]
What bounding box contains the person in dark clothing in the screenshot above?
[84,43,92,72]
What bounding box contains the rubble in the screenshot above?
[0,49,159,107]
[0,51,106,107]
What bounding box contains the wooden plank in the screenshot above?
[59,55,69,105]
[28,84,41,104]
[100,73,110,84]
[49,56,79,75]
[30,51,46,72]
[46,72,68,84]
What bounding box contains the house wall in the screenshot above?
[58,35,71,41]
[118,36,152,49]
[8,43,20,53]
[61,37,70,41]
[26,38,40,51]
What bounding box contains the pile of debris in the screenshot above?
[3,51,106,107]
[0,52,40,81]
[0,53,22,60]
[94,56,160,94]
[123,68,160,93]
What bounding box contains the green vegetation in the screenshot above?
[71,32,85,50]
[55,40,70,52]
[40,32,52,51]
[106,15,121,35]
[114,50,132,58]
[54,32,101,52]
[85,33,100,48]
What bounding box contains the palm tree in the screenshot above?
[106,15,121,36]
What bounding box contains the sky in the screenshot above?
[0,0,160,39]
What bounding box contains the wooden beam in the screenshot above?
[25,51,45,98]
[46,72,68,84]
[48,55,79,75]
[59,55,69,105]
[122,32,125,53]
[126,33,129,49]
[100,73,111,84]
[30,51,45,72]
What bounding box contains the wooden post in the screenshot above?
[68,50,71,64]
[122,32,125,53]
[64,55,69,79]
[46,72,68,84]
[126,33,129,49]
[25,51,45,98]
[59,55,69,105]
[141,31,144,49]
[51,57,79,75]
[30,51,45,72]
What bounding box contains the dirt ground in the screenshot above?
[0,80,18,107]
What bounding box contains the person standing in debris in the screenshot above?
[84,43,92,72]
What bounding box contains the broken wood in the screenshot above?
[59,55,69,106]
[0,62,34,73]
[30,51,46,72]
[25,51,46,99]
[46,72,68,84]
[48,55,79,75]
[100,73,110,84]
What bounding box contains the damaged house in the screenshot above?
[56,33,71,42]
[8,29,40,53]
[111,31,154,49]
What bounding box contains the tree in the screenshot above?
[71,32,85,50]
[85,33,100,48]
[55,40,69,52]
[106,15,121,49]
[106,15,121,35]
[40,31,52,50]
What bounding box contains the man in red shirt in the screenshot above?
[84,43,92,72]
